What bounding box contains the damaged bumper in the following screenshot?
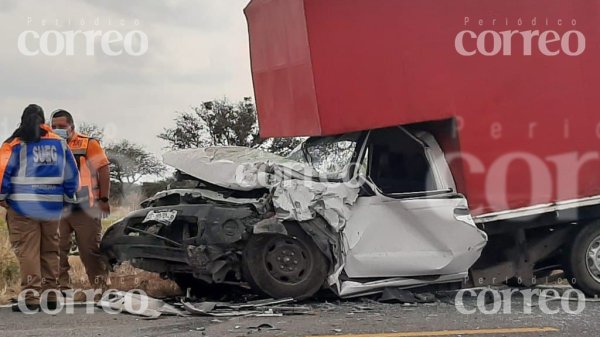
[101,201,259,283]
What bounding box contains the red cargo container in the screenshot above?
[245,0,600,218]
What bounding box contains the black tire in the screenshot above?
[565,222,600,297]
[242,223,328,300]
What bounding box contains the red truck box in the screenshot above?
[245,0,600,217]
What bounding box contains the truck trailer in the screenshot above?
[244,0,600,296]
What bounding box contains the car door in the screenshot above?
[342,127,487,278]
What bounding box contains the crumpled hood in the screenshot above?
[163,147,360,231]
[163,147,316,191]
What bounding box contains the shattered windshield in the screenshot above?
[288,132,361,179]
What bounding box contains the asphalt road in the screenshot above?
[0,293,598,337]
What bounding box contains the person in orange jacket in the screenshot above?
[50,109,112,295]
[0,104,80,312]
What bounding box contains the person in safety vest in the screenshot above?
[0,104,80,312]
[50,109,111,295]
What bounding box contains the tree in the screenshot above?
[106,140,166,199]
[77,123,105,142]
[156,111,206,149]
[66,123,166,204]
[158,97,302,155]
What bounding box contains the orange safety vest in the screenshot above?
[68,134,100,208]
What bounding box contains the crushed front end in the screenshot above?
[101,188,268,286]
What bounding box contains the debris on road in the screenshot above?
[181,301,258,317]
[215,297,295,310]
[378,288,420,304]
[247,323,278,331]
[414,292,437,303]
[181,297,313,318]
[377,288,438,304]
[97,291,184,319]
[253,309,283,317]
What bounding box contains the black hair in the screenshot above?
[51,109,75,127]
[6,104,47,143]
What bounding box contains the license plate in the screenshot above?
[143,210,178,225]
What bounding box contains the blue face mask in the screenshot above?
[52,128,68,139]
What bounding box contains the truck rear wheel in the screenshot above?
[565,222,600,297]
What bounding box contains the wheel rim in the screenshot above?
[263,237,311,284]
[585,234,600,283]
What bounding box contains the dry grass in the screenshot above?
[0,207,182,304]
[70,258,182,299]
[0,208,19,303]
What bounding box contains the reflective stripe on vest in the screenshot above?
[9,139,68,204]
[71,149,87,155]
[8,193,64,202]
[63,194,77,203]
[69,135,97,207]
[17,143,28,177]
[2,132,75,221]
[11,176,64,185]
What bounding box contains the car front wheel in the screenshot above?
[242,223,328,300]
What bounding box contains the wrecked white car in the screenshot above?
[101,126,487,299]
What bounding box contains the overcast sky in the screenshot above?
[0,0,254,156]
